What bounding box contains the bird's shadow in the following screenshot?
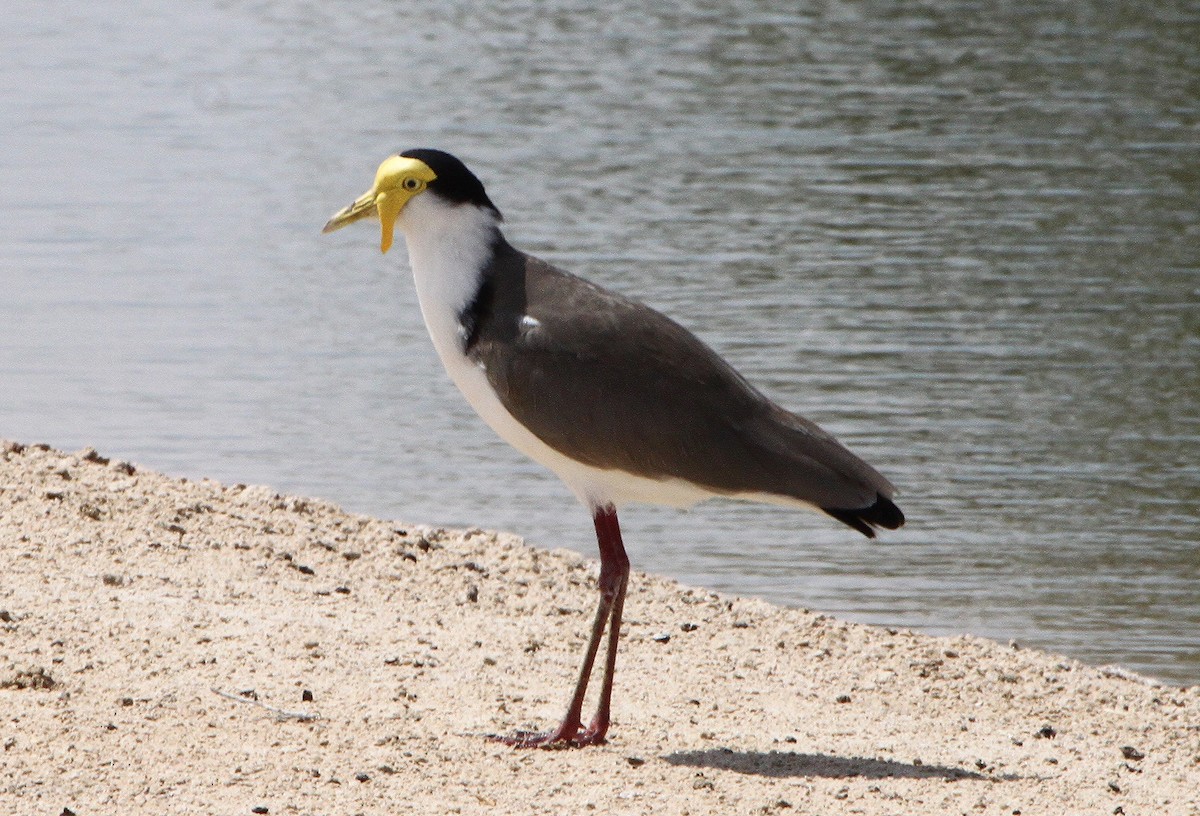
[663,748,988,781]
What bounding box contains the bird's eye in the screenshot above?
[402,177,422,191]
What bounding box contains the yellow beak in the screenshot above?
[322,155,438,253]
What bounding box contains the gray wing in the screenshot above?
[467,250,895,511]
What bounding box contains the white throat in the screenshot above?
[397,194,500,364]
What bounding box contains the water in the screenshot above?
[2,0,1197,683]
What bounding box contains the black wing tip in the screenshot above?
[823,493,905,539]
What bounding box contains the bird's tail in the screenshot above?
[823,493,905,538]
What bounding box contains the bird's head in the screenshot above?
[323,148,501,253]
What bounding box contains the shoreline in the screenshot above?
[1,440,1197,814]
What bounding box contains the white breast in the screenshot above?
[396,195,717,511]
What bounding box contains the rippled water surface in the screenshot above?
[2,1,1197,682]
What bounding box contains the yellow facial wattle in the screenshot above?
[322,155,438,254]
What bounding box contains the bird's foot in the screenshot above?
[489,718,608,749]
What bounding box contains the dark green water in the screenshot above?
[2,1,1197,682]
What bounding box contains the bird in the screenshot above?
[323,148,903,748]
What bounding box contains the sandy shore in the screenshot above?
[1,440,1196,815]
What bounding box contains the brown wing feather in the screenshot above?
[466,244,897,513]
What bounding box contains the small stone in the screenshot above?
[1035,725,1056,739]
[302,689,314,702]
[1,666,56,690]
[1120,746,1144,761]
[836,694,852,704]
[626,756,645,767]
[651,633,671,643]
[680,622,698,632]
[81,448,109,464]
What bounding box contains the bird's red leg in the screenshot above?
[492,504,629,748]
[580,506,629,743]
[495,572,612,747]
